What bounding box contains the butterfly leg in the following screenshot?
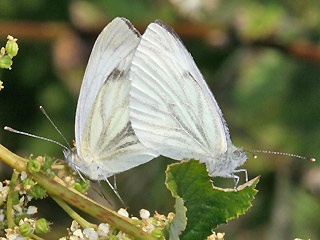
[225,173,240,190]
[75,167,88,184]
[233,169,248,182]
[112,175,123,205]
[233,174,240,190]
[97,180,112,205]
[104,176,127,207]
[113,175,118,192]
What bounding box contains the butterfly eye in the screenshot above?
[232,149,243,160]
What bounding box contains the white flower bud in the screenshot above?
[97,223,109,237]
[13,204,22,213]
[83,228,98,240]
[20,171,28,181]
[69,236,80,240]
[0,210,4,221]
[217,232,225,239]
[27,206,38,215]
[70,220,80,232]
[73,229,84,238]
[139,209,150,219]
[117,208,129,218]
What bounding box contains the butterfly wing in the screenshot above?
[129,20,231,163]
[75,17,140,151]
[75,18,158,179]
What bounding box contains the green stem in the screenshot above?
[0,144,156,240]
[51,165,65,170]
[29,233,45,240]
[52,196,97,229]
[7,170,18,228]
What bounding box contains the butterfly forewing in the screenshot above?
[130,21,229,162]
[75,17,141,151]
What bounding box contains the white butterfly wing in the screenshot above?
[75,18,158,179]
[130,20,230,163]
[75,17,140,151]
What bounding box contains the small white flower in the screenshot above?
[13,204,22,213]
[0,47,5,56]
[0,183,9,202]
[117,208,129,218]
[59,237,67,240]
[116,232,127,239]
[64,176,75,186]
[19,196,25,205]
[139,209,150,219]
[0,214,4,222]
[5,226,25,240]
[26,194,33,202]
[97,223,109,237]
[207,231,225,240]
[27,206,38,215]
[73,229,84,238]
[7,35,17,41]
[20,172,28,181]
[217,232,225,239]
[14,184,21,192]
[70,220,80,232]
[70,236,80,240]
[142,220,155,233]
[83,228,98,240]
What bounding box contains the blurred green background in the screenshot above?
[0,0,319,239]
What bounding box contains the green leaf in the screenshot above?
[164,197,187,240]
[165,159,259,240]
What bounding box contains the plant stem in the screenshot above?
[30,233,45,240]
[0,144,156,240]
[7,170,18,228]
[52,196,97,229]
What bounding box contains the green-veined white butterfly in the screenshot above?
[63,17,158,183]
[129,20,248,185]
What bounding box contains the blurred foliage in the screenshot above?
[0,0,320,239]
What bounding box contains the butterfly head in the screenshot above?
[63,148,78,170]
[229,145,248,169]
[207,144,248,177]
[231,148,247,164]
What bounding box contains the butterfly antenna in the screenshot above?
[247,149,316,162]
[4,126,69,150]
[104,176,127,208]
[39,106,71,149]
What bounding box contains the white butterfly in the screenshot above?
[63,17,158,183]
[129,20,248,185]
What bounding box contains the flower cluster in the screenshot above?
[27,155,90,194]
[59,208,171,240]
[0,35,19,91]
[0,170,50,239]
[0,155,94,239]
[0,35,18,69]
